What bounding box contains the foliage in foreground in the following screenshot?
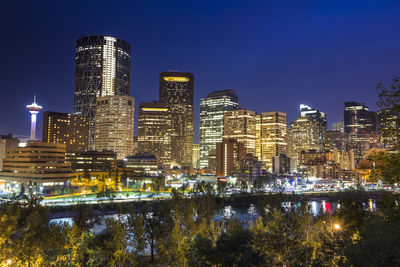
[1,191,400,266]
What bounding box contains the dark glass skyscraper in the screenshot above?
[159,71,193,167]
[74,35,131,148]
[344,102,376,135]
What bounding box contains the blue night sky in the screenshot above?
[1,0,400,142]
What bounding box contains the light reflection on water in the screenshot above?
[48,199,376,256]
[50,199,376,232]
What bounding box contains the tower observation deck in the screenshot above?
[26,96,42,141]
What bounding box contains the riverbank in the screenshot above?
[47,190,392,219]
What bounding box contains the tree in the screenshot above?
[368,149,400,184]
[13,198,50,266]
[100,217,136,266]
[120,170,128,189]
[157,190,197,266]
[217,180,227,197]
[72,204,99,232]
[375,78,400,184]
[134,205,161,263]
[377,77,400,150]
[214,226,261,266]
[56,224,95,266]
[0,203,19,264]
[96,185,117,200]
[127,208,146,263]
[18,183,26,199]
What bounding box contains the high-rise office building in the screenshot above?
[332,121,345,133]
[344,102,376,135]
[223,109,256,156]
[216,139,246,177]
[192,144,200,169]
[324,130,348,152]
[377,108,400,150]
[199,90,238,169]
[344,102,378,163]
[289,104,327,172]
[137,102,172,168]
[159,71,193,167]
[94,95,134,159]
[255,111,287,171]
[74,35,131,148]
[42,111,89,152]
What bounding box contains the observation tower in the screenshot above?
[26,96,42,140]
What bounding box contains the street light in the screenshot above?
[334,223,341,230]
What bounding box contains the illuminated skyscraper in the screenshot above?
[199,90,238,169]
[344,102,378,163]
[137,102,172,169]
[223,109,256,156]
[216,139,246,177]
[377,108,400,150]
[255,111,287,171]
[94,95,134,159]
[289,104,327,172]
[42,111,89,152]
[344,102,376,135]
[74,35,131,148]
[192,144,200,169]
[26,96,42,141]
[159,71,193,168]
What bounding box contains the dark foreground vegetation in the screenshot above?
[1,189,400,266]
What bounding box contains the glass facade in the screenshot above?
[289,105,327,172]
[344,102,376,135]
[199,90,238,169]
[74,35,131,149]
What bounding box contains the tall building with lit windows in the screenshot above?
[289,104,327,172]
[344,102,376,135]
[255,111,287,171]
[199,90,238,169]
[0,142,74,191]
[216,139,245,177]
[223,109,256,156]
[377,108,400,150]
[94,95,134,159]
[74,35,131,148]
[137,102,172,169]
[42,111,89,152]
[159,71,193,168]
[344,102,378,163]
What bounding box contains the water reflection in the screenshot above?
[50,199,366,233]
[223,205,234,218]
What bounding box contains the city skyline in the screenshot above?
[2,0,400,141]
